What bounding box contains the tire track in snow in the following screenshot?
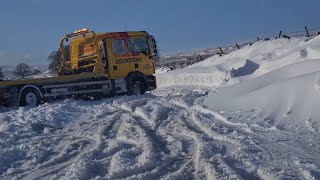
[6,105,124,180]
[165,96,280,179]
[15,136,98,180]
[168,97,260,178]
[2,88,320,179]
[114,98,206,179]
[64,106,129,179]
[169,98,304,179]
[179,111,246,179]
[115,95,263,179]
[104,101,170,179]
[147,96,238,179]
[114,102,170,154]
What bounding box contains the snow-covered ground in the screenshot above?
[2,36,320,179]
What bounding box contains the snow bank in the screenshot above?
[203,36,320,132]
[155,67,170,74]
[190,36,320,80]
[156,70,230,88]
[157,36,320,88]
[204,60,320,131]
[230,59,260,78]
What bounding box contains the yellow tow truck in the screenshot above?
[0,29,158,106]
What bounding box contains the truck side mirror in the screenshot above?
[149,36,158,56]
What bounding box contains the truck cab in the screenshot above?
[60,30,157,78]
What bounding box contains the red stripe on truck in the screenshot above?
[107,32,130,38]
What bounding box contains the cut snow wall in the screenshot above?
[156,71,230,88]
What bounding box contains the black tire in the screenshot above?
[129,80,146,95]
[19,88,41,107]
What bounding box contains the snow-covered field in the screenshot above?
[2,36,320,179]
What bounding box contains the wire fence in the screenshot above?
[157,26,320,71]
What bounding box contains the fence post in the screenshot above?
[236,43,240,49]
[305,26,310,37]
[278,31,282,38]
[219,47,224,54]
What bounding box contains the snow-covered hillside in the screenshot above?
[2,36,320,179]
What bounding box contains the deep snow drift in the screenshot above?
[1,36,320,179]
[157,36,320,88]
[204,60,320,132]
[158,35,320,132]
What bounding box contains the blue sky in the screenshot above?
[0,0,320,65]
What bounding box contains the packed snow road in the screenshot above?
[1,87,320,180]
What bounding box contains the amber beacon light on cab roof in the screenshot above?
[0,28,158,106]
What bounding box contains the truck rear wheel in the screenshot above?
[20,88,40,107]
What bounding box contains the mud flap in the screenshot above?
[0,89,9,106]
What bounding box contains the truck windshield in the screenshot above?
[148,36,158,56]
[131,37,149,54]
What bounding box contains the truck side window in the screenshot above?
[112,39,126,55]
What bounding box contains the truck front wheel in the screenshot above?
[129,80,146,95]
[19,88,41,107]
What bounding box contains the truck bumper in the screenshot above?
[146,75,157,91]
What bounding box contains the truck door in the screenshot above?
[108,38,131,79]
[129,37,153,74]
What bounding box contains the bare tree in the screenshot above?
[48,46,70,74]
[13,63,32,78]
